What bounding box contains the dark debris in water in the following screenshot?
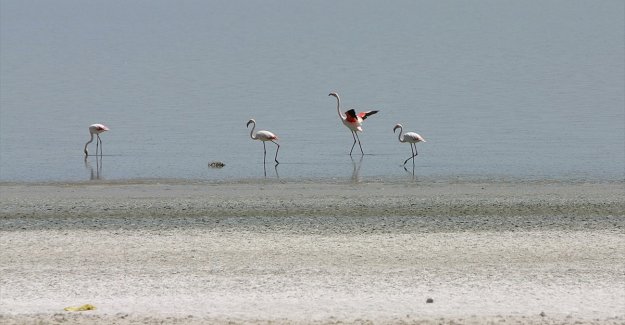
[208,161,225,168]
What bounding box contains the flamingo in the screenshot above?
[329,92,379,155]
[84,123,109,157]
[393,123,426,165]
[246,119,280,164]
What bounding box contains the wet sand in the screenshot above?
[1,180,624,324]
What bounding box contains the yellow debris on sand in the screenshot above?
[64,304,96,311]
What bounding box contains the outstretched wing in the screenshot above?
[345,109,358,123]
[358,110,379,120]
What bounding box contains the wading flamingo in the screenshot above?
[329,92,379,155]
[247,119,280,164]
[393,123,426,165]
[84,123,109,157]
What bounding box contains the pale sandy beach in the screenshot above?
[1,180,624,324]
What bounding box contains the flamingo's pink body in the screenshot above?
[329,92,378,155]
[84,123,109,156]
[247,119,280,164]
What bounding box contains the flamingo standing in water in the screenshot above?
[329,92,379,155]
[84,123,109,157]
[247,119,280,164]
[393,123,426,165]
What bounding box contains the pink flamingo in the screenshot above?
[84,123,109,157]
[329,92,379,155]
[247,119,280,164]
[393,123,426,165]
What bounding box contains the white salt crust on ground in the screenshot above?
[1,181,624,324]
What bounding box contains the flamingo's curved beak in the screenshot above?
[246,121,252,127]
[393,125,399,133]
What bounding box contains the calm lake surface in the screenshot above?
[1,0,623,182]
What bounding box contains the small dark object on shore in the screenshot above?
[540,311,546,317]
[426,298,434,303]
[209,161,225,168]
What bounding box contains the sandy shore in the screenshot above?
[1,180,624,324]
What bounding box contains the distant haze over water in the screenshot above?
[1,0,623,182]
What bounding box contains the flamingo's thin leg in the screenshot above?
[99,135,103,156]
[272,140,280,164]
[410,144,419,165]
[349,131,357,156]
[263,142,267,163]
[404,143,415,165]
[354,132,364,155]
[96,135,100,156]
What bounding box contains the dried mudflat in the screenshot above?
[1,180,624,324]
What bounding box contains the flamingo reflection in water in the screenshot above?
[351,155,363,182]
[263,161,280,179]
[84,155,103,180]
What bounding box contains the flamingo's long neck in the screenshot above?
[335,95,345,120]
[396,127,405,142]
[84,133,94,154]
[249,122,257,140]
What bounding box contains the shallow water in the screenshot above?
[1,0,623,182]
